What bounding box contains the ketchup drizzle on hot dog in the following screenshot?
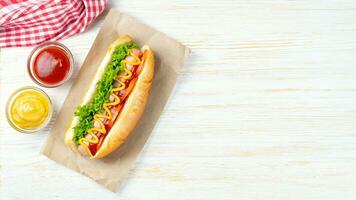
[88,53,145,156]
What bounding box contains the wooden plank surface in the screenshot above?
[1,0,356,199]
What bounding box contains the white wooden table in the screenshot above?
[1,0,356,199]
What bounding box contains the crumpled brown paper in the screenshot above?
[41,9,190,191]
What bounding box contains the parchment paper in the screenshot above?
[41,9,190,191]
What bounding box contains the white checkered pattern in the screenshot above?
[0,0,107,47]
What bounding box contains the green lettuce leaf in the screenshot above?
[72,42,138,145]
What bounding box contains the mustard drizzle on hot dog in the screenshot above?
[79,50,141,156]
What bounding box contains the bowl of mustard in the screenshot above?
[6,86,52,133]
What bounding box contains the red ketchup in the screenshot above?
[28,42,73,87]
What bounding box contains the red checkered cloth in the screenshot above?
[0,0,107,48]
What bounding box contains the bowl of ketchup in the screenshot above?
[28,42,73,87]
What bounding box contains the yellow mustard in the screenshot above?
[8,88,51,131]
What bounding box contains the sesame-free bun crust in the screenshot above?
[64,35,154,158]
[94,45,154,158]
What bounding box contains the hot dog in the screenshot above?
[64,35,154,158]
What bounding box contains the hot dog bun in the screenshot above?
[64,35,154,158]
